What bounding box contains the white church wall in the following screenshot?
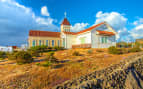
[75,31,91,45]
[91,24,116,48]
[66,35,76,49]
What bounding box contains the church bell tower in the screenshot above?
[61,12,71,32]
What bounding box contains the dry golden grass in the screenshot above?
[0,48,139,89]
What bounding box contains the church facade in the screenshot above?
[28,18,117,49]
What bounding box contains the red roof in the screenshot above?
[63,31,76,35]
[96,30,115,36]
[12,46,17,49]
[75,22,105,35]
[63,22,106,35]
[29,30,60,37]
[61,18,70,25]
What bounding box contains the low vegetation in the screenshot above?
[45,51,58,63]
[96,49,104,52]
[7,51,33,64]
[7,51,17,60]
[0,48,141,89]
[15,51,33,64]
[28,46,65,57]
[108,46,142,54]
[72,51,81,56]
[108,46,122,54]
[129,47,142,52]
[0,51,6,60]
[87,49,93,54]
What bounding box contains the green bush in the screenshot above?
[7,52,17,60]
[28,50,40,57]
[96,49,104,52]
[129,47,141,52]
[42,61,52,67]
[108,46,122,54]
[45,52,58,63]
[72,51,81,56]
[53,46,65,51]
[29,45,48,52]
[0,58,4,60]
[48,51,55,56]
[87,49,93,54]
[36,62,40,66]
[0,51,6,59]
[14,51,33,64]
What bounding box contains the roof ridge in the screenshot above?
[75,22,105,35]
[63,22,106,35]
[29,30,61,37]
[29,30,60,33]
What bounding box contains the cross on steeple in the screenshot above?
[64,12,67,18]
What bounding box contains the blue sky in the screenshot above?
[0,0,143,46]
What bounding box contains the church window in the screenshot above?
[101,37,108,43]
[32,40,36,47]
[80,37,86,44]
[52,40,54,47]
[39,40,42,46]
[46,40,48,46]
[58,40,60,47]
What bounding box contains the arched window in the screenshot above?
[39,40,42,46]
[46,40,48,46]
[58,40,60,47]
[52,40,54,47]
[32,40,36,46]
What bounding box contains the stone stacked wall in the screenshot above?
[53,52,143,89]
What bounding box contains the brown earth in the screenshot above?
[0,49,140,89]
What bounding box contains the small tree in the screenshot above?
[0,51,6,60]
[28,45,48,56]
[15,51,33,64]
[7,52,17,60]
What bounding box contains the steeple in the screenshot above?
[61,18,71,25]
[64,12,67,18]
[61,12,71,25]
[61,12,71,32]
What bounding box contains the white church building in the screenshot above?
[61,18,117,49]
[28,17,117,49]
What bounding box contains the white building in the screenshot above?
[0,46,13,52]
[28,17,117,49]
[61,18,117,49]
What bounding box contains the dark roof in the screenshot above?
[61,18,70,25]
[29,30,60,38]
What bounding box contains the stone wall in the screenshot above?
[53,52,143,89]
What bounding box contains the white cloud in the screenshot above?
[133,18,143,25]
[71,23,89,32]
[95,11,129,41]
[0,0,58,46]
[35,17,55,25]
[41,6,50,16]
[129,18,143,40]
[95,11,127,31]
[130,24,143,39]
